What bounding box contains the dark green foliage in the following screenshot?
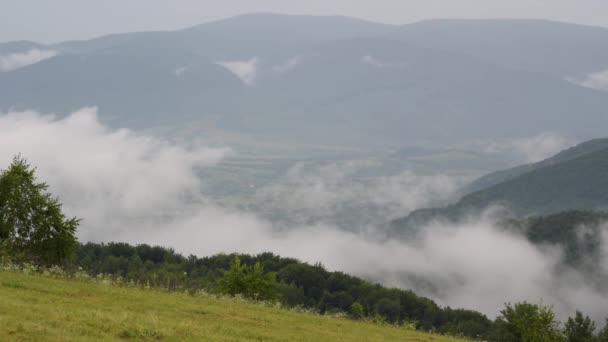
[437,308,495,339]
[565,311,596,342]
[0,156,79,265]
[598,320,608,342]
[375,298,401,322]
[277,282,306,307]
[319,291,354,314]
[493,302,563,342]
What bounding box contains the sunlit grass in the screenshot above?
[0,270,467,341]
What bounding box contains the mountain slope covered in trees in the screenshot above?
[391,139,608,234]
[465,138,608,193]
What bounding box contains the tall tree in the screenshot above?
[0,156,79,264]
[564,311,595,342]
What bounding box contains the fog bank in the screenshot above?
[1,108,606,322]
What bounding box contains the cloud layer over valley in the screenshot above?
[1,108,606,323]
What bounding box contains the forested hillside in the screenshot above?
[466,138,608,193]
[391,139,608,234]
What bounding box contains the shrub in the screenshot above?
[219,257,278,300]
[351,302,364,320]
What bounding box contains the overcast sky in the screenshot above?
[2,0,608,43]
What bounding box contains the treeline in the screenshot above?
[75,242,493,338]
[74,242,608,341]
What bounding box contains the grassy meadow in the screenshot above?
[0,270,467,341]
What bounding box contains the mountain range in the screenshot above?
[2,14,608,147]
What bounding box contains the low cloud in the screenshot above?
[572,69,608,92]
[217,57,259,85]
[0,49,57,72]
[272,56,302,73]
[1,109,606,323]
[480,132,571,164]
[0,108,230,240]
[349,213,608,323]
[252,160,464,227]
[510,132,571,163]
[174,66,189,77]
[361,55,407,69]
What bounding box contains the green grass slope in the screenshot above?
[0,271,466,342]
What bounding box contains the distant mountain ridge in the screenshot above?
[390,18,608,77]
[2,14,608,147]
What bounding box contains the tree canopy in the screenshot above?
[0,156,79,264]
[493,302,563,342]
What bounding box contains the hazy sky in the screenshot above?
[2,0,608,43]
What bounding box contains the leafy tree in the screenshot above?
[219,257,247,296]
[0,156,79,264]
[493,302,564,342]
[564,311,595,342]
[219,257,278,300]
[242,261,278,300]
